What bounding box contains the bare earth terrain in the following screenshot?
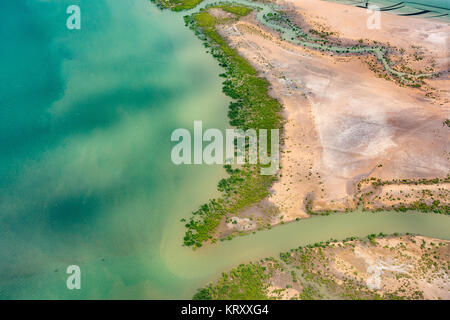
[212,0,449,235]
[271,235,450,300]
[200,235,450,300]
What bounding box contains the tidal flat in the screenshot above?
[0,0,448,299]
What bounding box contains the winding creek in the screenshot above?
[162,210,450,297]
[190,0,439,78]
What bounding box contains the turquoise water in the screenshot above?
[1,0,449,299]
[0,0,231,299]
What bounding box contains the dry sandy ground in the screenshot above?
[277,235,450,300]
[284,0,449,72]
[334,236,449,299]
[214,0,449,222]
[209,235,450,300]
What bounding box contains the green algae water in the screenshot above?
[0,0,230,299]
[1,0,449,299]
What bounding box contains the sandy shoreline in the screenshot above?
[212,0,449,232]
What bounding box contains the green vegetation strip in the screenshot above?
[357,176,450,215]
[306,176,450,216]
[193,262,272,300]
[151,0,205,11]
[179,6,283,249]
